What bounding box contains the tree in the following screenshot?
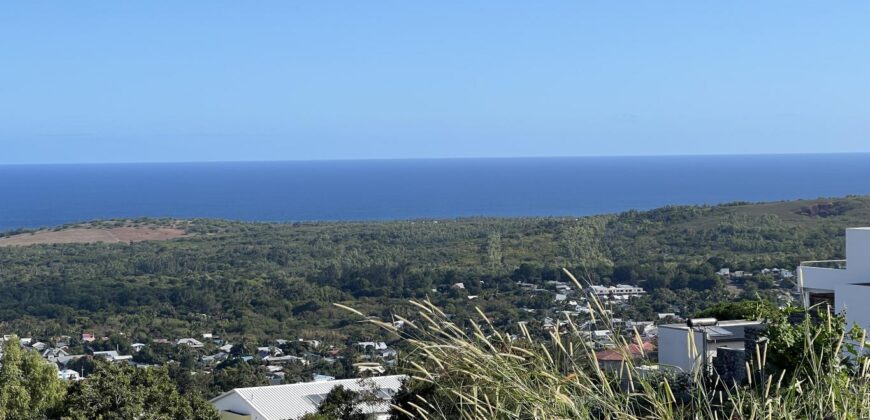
[762,306,854,381]
[61,362,218,420]
[64,357,98,378]
[694,300,776,321]
[390,379,459,420]
[300,384,380,420]
[0,336,66,420]
[209,359,268,396]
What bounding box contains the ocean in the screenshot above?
[2,154,870,232]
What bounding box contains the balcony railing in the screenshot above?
[800,260,847,270]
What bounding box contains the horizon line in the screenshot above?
[2,151,870,166]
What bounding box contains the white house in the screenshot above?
[210,375,406,420]
[263,355,308,365]
[589,284,646,299]
[357,342,388,352]
[93,350,133,363]
[58,369,82,381]
[177,338,205,348]
[658,320,761,374]
[800,228,870,330]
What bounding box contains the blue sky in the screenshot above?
[2,1,869,164]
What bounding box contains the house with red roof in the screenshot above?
[594,340,656,372]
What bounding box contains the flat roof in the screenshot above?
[658,320,761,331]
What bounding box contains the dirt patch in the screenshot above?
[795,201,854,218]
[0,227,186,247]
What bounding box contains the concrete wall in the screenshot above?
[847,228,870,274]
[800,266,849,291]
[658,326,703,373]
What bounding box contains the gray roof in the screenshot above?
[210,375,406,420]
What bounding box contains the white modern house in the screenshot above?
[799,227,870,330]
[658,320,761,373]
[589,284,646,299]
[57,368,82,381]
[210,375,406,420]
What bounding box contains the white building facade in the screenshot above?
[589,284,646,299]
[657,320,761,373]
[800,227,870,330]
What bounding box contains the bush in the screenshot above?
[341,270,870,419]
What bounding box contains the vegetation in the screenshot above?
[365,271,870,419]
[1,196,868,344]
[61,362,218,420]
[0,337,65,420]
[300,384,382,420]
[0,337,217,420]
[0,196,868,415]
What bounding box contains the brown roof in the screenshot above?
[595,341,656,362]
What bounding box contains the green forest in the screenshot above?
[1,195,868,344]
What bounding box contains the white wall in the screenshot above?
[802,228,870,331]
[657,326,703,373]
[212,394,264,420]
[847,228,870,275]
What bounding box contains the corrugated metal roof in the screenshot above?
[211,375,407,420]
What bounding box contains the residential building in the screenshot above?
[93,350,133,363]
[799,228,870,330]
[177,338,205,348]
[357,342,388,352]
[54,354,85,366]
[210,375,406,420]
[263,355,308,365]
[257,346,283,358]
[595,341,656,372]
[42,347,70,362]
[58,369,81,381]
[589,284,646,299]
[657,320,761,373]
[354,362,386,375]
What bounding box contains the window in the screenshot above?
[808,292,834,308]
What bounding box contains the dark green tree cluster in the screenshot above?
[0,338,218,420]
[0,196,866,343]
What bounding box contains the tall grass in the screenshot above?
[340,269,870,419]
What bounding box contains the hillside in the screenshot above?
[0,196,868,344]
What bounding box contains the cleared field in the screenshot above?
[0,226,186,247]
